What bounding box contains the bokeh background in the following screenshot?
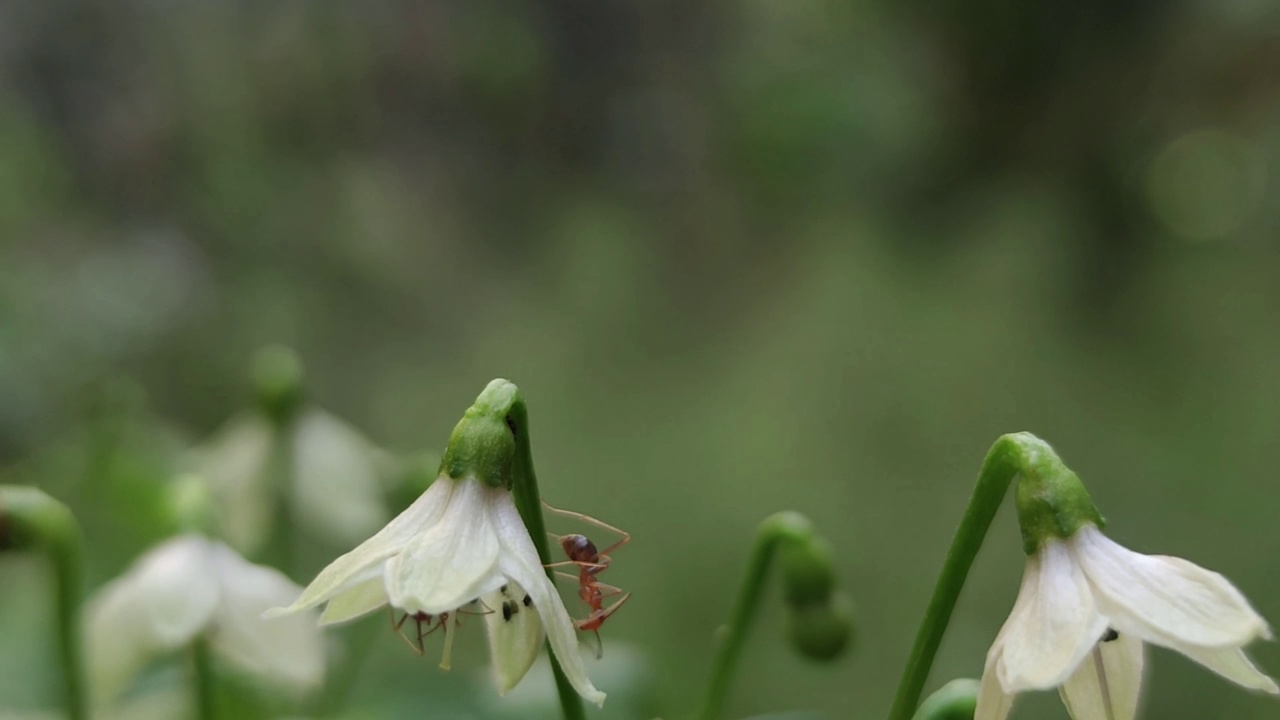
[2,1,1279,719]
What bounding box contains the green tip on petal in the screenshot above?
[439,379,522,489]
[252,345,305,426]
[911,678,979,720]
[1004,433,1105,554]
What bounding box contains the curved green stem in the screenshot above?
[0,486,88,720]
[192,636,218,720]
[886,434,1030,720]
[698,511,821,720]
[506,397,586,720]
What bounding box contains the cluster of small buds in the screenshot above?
[769,512,855,661]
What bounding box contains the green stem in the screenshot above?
[192,636,218,720]
[886,435,1026,720]
[698,512,816,720]
[0,487,88,720]
[51,516,87,720]
[506,397,587,720]
[264,418,298,573]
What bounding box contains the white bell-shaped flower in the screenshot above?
[266,473,606,706]
[977,525,1276,720]
[86,534,325,704]
[191,408,390,555]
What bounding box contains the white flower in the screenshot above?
[191,409,390,554]
[86,534,324,704]
[977,524,1277,720]
[266,474,606,706]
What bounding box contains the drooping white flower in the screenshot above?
[266,473,606,706]
[976,524,1276,720]
[191,408,390,554]
[86,534,325,704]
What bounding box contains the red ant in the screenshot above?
[391,601,488,669]
[542,502,632,657]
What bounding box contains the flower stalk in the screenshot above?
[699,511,852,720]
[503,392,588,720]
[192,636,218,720]
[0,486,88,720]
[887,432,1057,720]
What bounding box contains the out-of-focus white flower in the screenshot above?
[267,474,606,706]
[191,408,390,555]
[86,534,324,703]
[976,525,1276,720]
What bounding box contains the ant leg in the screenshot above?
[554,570,580,582]
[572,593,633,631]
[541,502,632,556]
[593,581,626,599]
[545,559,607,571]
[592,629,604,660]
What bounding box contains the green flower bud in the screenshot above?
[786,591,854,661]
[780,534,837,608]
[911,678,978,720]
[252,345,305,427]
[0,486,77,552]
[1006,432,1104,554]
[439,379,521,489]
[166,474,215,534]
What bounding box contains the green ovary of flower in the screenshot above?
[439,379,521,489]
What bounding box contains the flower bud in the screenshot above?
[780,534,837,608]
[786,591,854,661]
[252,345,305,427]
[911,678,978,720]
[166,474,215,534]
[0,486,77,552]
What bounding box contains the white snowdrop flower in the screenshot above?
[267,379,606,706]
[86,534,324,704]
[976,435,1276,720]
[191,408,390,555]
[189,347,390,555]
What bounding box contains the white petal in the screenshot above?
[291,410,388,545]
[482,580,545,694]
[1058,631,1144,720]
[1176,645,1279,695]
[385,478,505,614]
[84,536,220,701]
[191,414,274,555]
[998,541,1107,691]
[107,535,221,648]
[492,493,606,706]
[266,476,456,617]
[207,542,325,689]
[320,577,391,626]
[974,650,1016,720]
[1073,526,1271,648]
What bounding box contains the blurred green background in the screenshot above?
[2,1,1279,718]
